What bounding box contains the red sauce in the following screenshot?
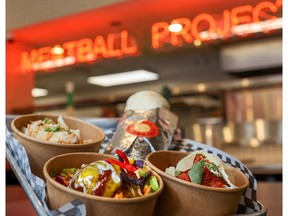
[70,169,113,195]
[93,170,112,196]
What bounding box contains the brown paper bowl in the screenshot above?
[11,113,106,179]
[145,150,249,216]
[43,152,164,216]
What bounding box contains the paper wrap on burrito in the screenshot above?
[105,92,178,160]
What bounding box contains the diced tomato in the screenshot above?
[55,176,69,186]
[201,167,227,188]
[176,170,190,182]
[193,154,204,163]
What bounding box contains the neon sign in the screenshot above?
[21,0,282,73]
[21,30,138,72]
[152,0,282,49]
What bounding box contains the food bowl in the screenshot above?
[145,150,249,216]
[11,113,106,179]
[43,152,164,216]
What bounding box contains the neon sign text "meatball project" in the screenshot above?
[20,0,282,73]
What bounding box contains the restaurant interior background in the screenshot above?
[6,0,283,215]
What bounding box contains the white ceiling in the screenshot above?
[6,0,124,31]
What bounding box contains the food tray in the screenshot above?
[6,115,267,216]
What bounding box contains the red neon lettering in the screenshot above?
[19,0,282,73]
[37,47,51,63]
[275,0,282,7]
[76,38,94,62]
[151,22,170,49]
[253,2,278,22]
[107,33,122,57]
[216,10,231,38]
[231,5,253,26]
[191,13,216,40]
[20,30,139,72]
[21,49,38,72]
[62,41,77,57]
[170,18,193,46]
[93,35,110,59]
[151,1,281,49]
[121,30,138,54]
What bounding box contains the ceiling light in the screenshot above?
[172,87,181,95]
[197,84,206,92]
[241,79,250,87]
[168,23,183,32]
[31,88,49,97]
[87,70,159,87]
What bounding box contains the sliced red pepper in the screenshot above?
[105,158,137,173]
[115,149,130,164]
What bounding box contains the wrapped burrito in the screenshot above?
[105,91,178,160]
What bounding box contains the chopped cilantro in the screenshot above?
[205,162,223,178]
[43,117,50,124]
[44,127,52,132]
[53,125,60,132]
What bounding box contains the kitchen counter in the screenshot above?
[222,145,282,177]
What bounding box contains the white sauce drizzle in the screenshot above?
[70,160,121,193]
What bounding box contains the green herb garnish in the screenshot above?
[60,168,78,178]
[44,127,52,132]
[49,169,57,178]
[44,117,50,124]
[53,125,60,132]
[188,159,205,184]
[205,162,223,178]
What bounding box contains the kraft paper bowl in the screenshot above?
[43,152,164,216]
[11,113,106,179]
[145,150,249,216]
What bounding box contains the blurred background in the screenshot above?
[6,0,282,214]
[6,0,282,172]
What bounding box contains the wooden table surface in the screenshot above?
[6,181,282,216]
[257,181,282,216]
